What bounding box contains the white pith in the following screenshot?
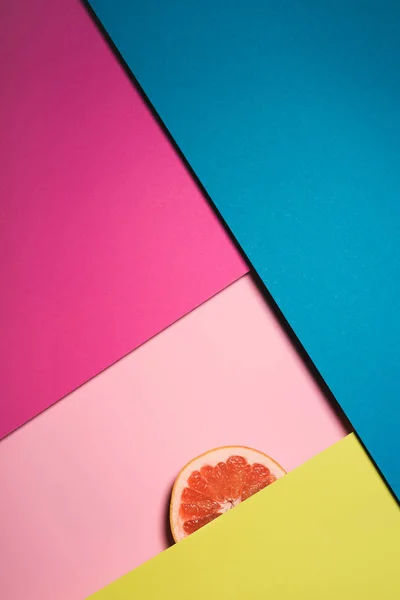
[170,446,285,542]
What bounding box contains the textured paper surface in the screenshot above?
[0,0,246,439]
[87,0,400,497]
[0,276,345,600]
[87,434,400,600]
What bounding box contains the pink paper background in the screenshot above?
[0,276,347,600]
[0,0,247,439]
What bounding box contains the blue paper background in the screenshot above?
[87,0,400,497]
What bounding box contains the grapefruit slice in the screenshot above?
[170,445,285,542]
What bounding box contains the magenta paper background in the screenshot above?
[0,276,346,600]
[0,0,247,439]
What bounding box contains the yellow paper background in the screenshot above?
[88,434,400,599]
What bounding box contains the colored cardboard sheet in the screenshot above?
[0,276,346,600]
[87,434,400,599]
[0,0,247,439]
[87,0,400,497]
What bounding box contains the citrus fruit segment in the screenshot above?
[170,446,285,542]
